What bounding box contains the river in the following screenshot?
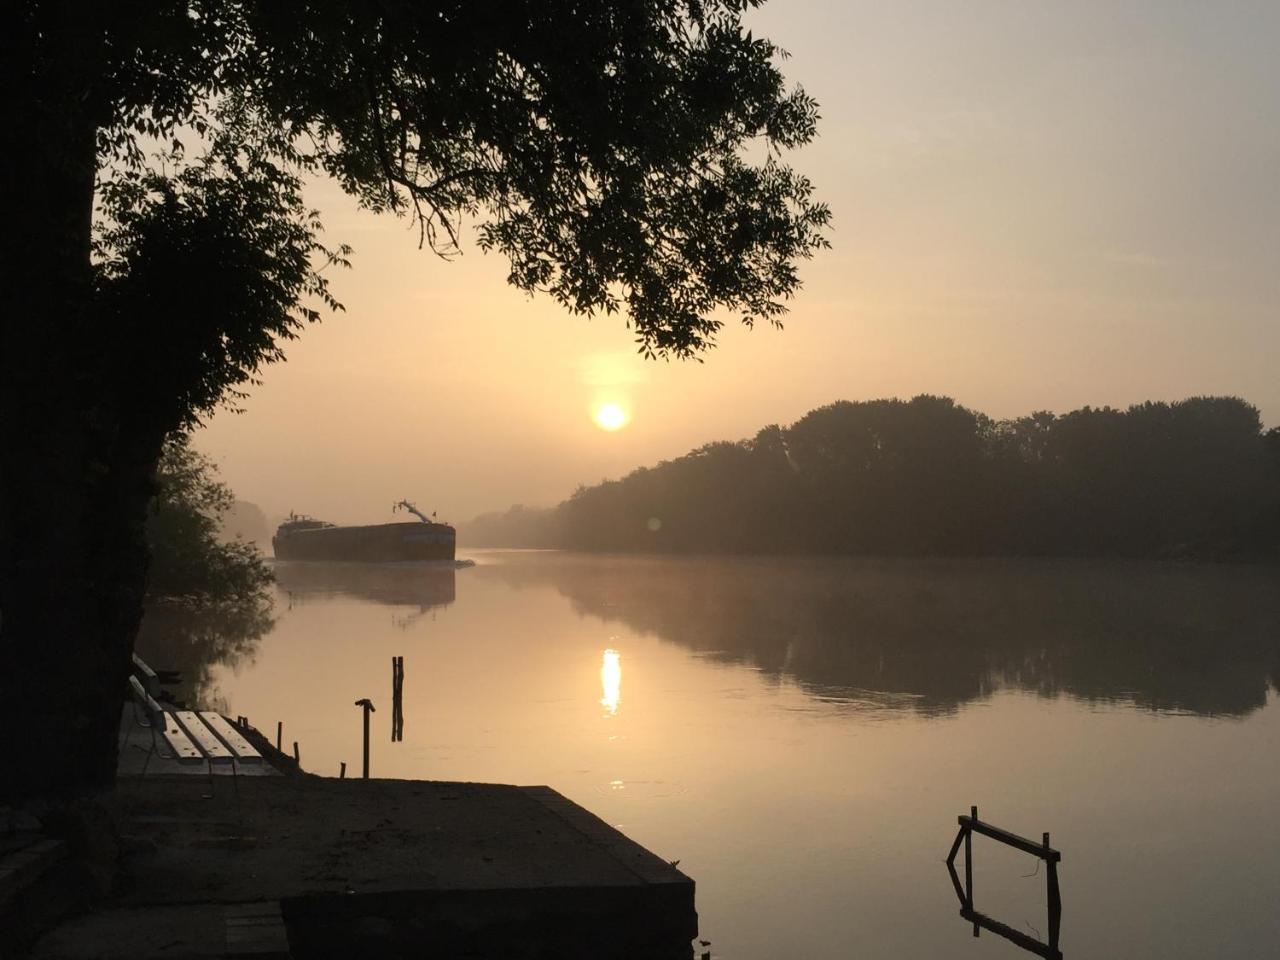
[169,551,1280,959]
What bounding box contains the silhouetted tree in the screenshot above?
[147,434,273,606]
[2,2,828,806]
[136,434,275,716]
[473,395,1280,560]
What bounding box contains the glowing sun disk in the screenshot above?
[593,403,629,431]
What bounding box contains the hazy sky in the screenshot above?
[196,0,1280,526]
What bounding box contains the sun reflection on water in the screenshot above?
[600,648,621,716]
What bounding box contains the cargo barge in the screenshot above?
[272,500,455,563]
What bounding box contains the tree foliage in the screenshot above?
[95,148,351,428]
[465,396,1280,560]
[85,0,829,378]
[135,434,275,715]
[146,434,273,605]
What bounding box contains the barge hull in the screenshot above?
[273,521,455,562]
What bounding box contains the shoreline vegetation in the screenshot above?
[462,395,1280,560]
[136,435,276,710]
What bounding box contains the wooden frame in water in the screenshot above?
[945,805,1063,959]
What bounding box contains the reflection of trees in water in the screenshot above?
[134,596,274,713]
[132,565,456,711]
[479,555,1280,718]
[271,561,456,613]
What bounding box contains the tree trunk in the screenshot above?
[0,429,161,806]
[0,20,159,809]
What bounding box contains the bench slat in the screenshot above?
[157,714,204,764]
[200,712,264,764]
[173,711,234,763]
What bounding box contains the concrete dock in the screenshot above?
[25,775,697,959]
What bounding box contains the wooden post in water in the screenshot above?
[390,657,400,743]
[276,721,283,751]
[293,741,300,764]
[340,762,346,779]
[1045,831,1061,952]
[393,656,405,742]
[354,698,375,778]
[967,806,977,937]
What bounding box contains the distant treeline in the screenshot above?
[461,396,1280,559]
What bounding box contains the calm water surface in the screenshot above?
[190,552,1280,959]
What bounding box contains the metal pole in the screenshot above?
[354,698,375,778]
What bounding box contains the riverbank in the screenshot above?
[12,711,696,958]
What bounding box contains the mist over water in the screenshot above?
[187,551,1280,959]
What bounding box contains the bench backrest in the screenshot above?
[131,652,160,696]
[127,674,164,726]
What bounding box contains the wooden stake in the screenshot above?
[1046,831,1061,950]
[967,806,977,936]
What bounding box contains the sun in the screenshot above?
[593,403,629,431]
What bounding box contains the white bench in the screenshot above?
[126,670,264,778]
